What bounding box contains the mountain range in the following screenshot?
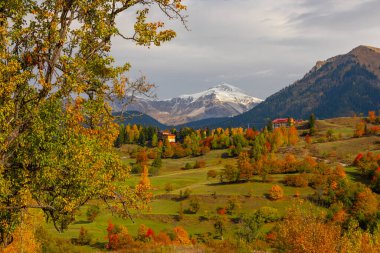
[219,45,380,128]
[112,45,380,129]
[111,83,262,126]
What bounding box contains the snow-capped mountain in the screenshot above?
[111,83,263,126]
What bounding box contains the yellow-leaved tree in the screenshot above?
[0,0,186,249]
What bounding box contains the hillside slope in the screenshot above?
[222,45,380,128]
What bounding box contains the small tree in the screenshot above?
[164,183,174,193]
[152,133,159,147]
[309,113,316,136]
[269,185,284,200]
[226,196,241,215]
[207,170,218,179]
[220,164,240,183]
[178,202,184,221]
[183,162,193,170]
[305,134,312,145]
[236,213,264,243]
[188,198,201,214]
[86,205,100,222]
[76,227,92,245]
[213,216,227,239]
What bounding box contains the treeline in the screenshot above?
[116,124,300,158]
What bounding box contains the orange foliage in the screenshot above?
[332,210,348,224]
[354,121,366,137]
[274,204,342,253]
[135,166,152,209]
[288,126,299,146]
[245,128,255,140]
[353,188,379,217]
[368,111,376,123]
[173,226,191,245]
[3,223,40,253]
[106,221,120,250]
[136,149,148,166]
[154,231,172,245]
[217,207,227,215]
[269,185,284,200]
[335,164,346,178]
[305,134,312,144]
[237,152,253,180]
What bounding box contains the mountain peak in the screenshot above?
[113,83,263,125]
[350,45,380,54]
[212,83,241,92]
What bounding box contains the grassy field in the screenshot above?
[43,117,380,252]
[46,147,319,252]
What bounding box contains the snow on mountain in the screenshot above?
[111,83,263,126]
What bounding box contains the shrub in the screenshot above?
[217,207,227,215]
[194,160,206,168]
[188,198,201,214]
[256,206,281,222]
[284,174,309,187]
[226,196,241,215]
[182,188,192,199]
[178,202,184,221]
[75,227,91,245]
[131,163,142,174]
[149,165,161,176]
[183,162,193,170]
[269,185,284,200]
[147,149,158,159]
[86,205,100,222]
[164,183,174,193]
[207,169,218,179]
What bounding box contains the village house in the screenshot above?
[159,131,176,143]
[272,118,295,129]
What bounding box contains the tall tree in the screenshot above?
[309,113,316,136]
[0,0,186,247]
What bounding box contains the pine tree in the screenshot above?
[309,113,316,136]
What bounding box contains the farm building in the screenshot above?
[159,131,176,143]
[272,118,295,129]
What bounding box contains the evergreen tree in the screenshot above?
[151,133,158,147]
[309,113,316,136]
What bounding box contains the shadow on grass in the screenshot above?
[346,170,371,185]
[73,220,92,225]
[90,241,107,250]
[206,180,256,187]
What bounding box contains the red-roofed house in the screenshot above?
[272,118,295,129]
[159,131,176,143]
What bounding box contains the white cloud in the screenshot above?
[110,0,380,99]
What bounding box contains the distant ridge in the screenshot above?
[111,83,262,126]
[113,111,168,130]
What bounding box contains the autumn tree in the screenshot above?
[1,0,187,247]
[368,111,376,123]
[135,166,153,210]
[273,204,343,252]
[269,185,284,200]
[354,120,366,137]
[287,126,299,146]
[237,152,253,181]
[136,149,149,166]
[305,134,312,145]
[173,227,191,245]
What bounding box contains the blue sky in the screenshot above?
[111,0,380,100]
